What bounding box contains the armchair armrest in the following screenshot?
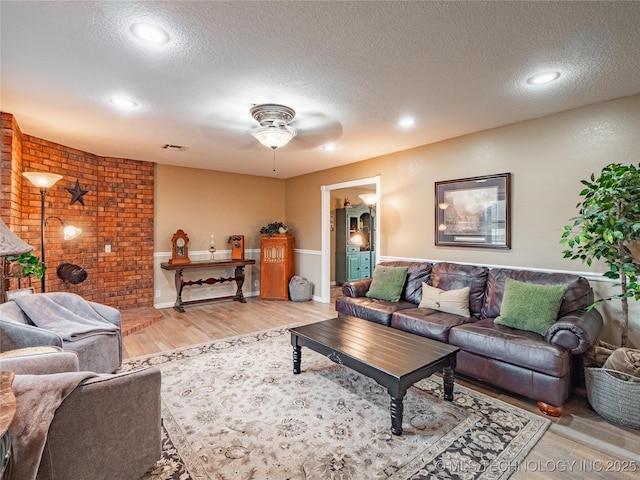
[40,367,162,480]
[0,349,79,375]
[341,278,373,298]
[545,308,604,354]
[88,301,121,328]
[0,319,63,351]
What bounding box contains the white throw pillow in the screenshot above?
[418,283,470,318]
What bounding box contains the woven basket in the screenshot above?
[289,283,312,302]
[584,367,640,429]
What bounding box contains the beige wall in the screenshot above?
[284,95,640,345]
[287,95,640,266]
[154,164,285,306]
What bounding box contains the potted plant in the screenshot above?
[561,162,640,348]
[561,162,640,429]
[260,222,289,237]
[5,252,47,279]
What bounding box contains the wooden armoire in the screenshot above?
[259,234,295,300]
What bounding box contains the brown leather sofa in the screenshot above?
[336,261,604,415]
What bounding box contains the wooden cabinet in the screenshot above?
[335,204,375,285]
[260,234,295,300]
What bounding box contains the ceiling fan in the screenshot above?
[201,103,342,154]
[250,104,297,149]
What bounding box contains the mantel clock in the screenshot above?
[169,229,191,265]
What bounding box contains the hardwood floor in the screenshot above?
[123,290,639,479]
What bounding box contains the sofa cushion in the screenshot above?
[481,268,593,319]
[391,308,476,343]
[429,262,488,316]
[336,296,416,326]
[418,284,470,318]
[449,318,571,377]
[366,265,408,302]
[494,278,568,335]
[377,261,432,304]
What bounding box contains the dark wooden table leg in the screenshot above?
[292,343,302,374]
[232,265,247,303]
[173,268,186,312]
[443,366,455,401]
[390,394,405,435]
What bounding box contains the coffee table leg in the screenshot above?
[390,395,405,436]
[293,345,302,374]
[443,366,455,401]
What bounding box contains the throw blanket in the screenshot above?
[10,371,97,480]
[13,293,119,341]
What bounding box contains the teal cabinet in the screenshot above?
[335,204,375,285]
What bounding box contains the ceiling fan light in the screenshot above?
[253,125,296,149]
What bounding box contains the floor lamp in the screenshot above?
[22,172,63,293]
[359,193,380,276]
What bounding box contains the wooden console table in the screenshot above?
[161,259,256,312]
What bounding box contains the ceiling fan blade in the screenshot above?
[284,110,343,149]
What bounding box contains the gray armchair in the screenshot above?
[2,349,162,480]
[0,294,122,373]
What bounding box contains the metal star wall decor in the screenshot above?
[66,179,89,206]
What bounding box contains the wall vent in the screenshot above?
[162,144,189,152]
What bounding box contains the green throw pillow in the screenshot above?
[365,266,409,302]
[494,278,568,336]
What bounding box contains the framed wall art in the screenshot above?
[435,173,511,249]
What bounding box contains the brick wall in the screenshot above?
[1,113,154,309]
[1,113,24,226]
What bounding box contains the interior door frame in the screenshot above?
[320,175,381,303]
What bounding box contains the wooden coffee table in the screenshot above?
[290,316,459,435]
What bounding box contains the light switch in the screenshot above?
[105,244,111,253]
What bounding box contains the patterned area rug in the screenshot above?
[122,326,550,480]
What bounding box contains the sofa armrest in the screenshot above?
[0,350,79,375]
[0,319,63,351]
[545,309,604,354]
[341,278,373,298]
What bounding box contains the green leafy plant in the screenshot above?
[260,222,289,237]
[6,252,47,279]
[560,163,640,347]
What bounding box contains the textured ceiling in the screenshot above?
[1,1,639,178]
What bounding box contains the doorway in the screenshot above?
[320,175,381,303]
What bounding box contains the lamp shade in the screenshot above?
[0,219,33,256]
[359,193,380,206]
[63,225,82,240]
[253,125,296,149]
[23,171,63,189]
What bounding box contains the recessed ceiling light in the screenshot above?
[322,143,338,152]
[130,23,170,44]
[526,71,560,85]
[398,117,415,128]
[110,97,138,109]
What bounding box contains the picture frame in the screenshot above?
[6,287,36,302]
[435,173,511,249]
